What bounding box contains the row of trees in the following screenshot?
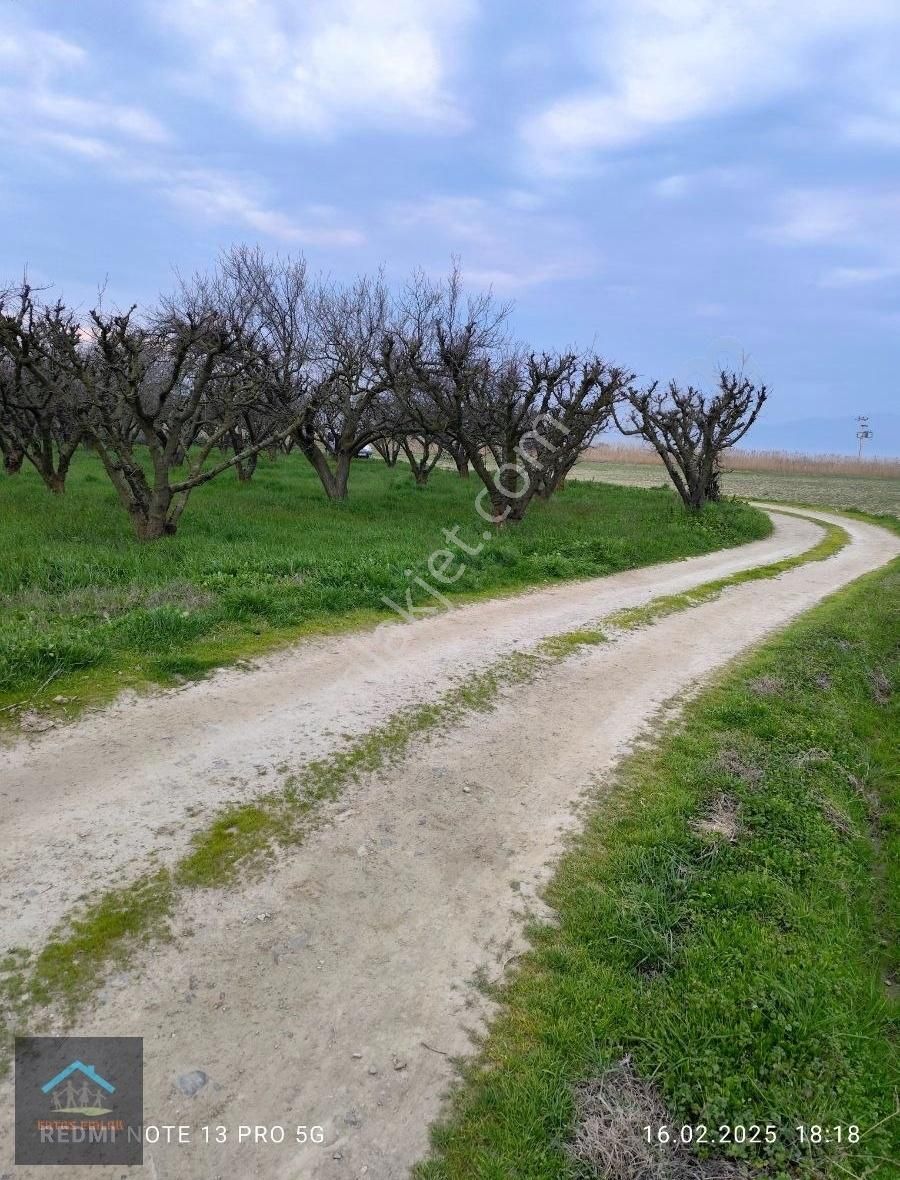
[0,249,767,539]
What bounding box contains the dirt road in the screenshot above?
[1,509,817,955]
[1,507,897,1179]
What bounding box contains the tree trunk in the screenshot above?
[505,494,535,524]
[703,463,722,502]
[235,451,258,482]
[294,431,352,500]
[454,450,469,478]
[131,486,175,540]
[3,448,24,475]
[132,513,176,540]
[332,451,351,500]
[30,452,67,492]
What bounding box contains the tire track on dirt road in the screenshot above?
[1,507,897,1179]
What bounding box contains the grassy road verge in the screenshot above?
[0,455,769,719]
[418,554,899,1179]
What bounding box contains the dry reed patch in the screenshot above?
[818,796,856,839]
[713,748,763,787]
[582,444,900,479]
[747,675,784,697]
[794,748,881,815]
[868,667,892,704]
[568,1060,747,1179]
[692,794,741,843]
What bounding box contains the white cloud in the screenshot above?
[387,194,595,291]
[0,19,167,147]
[653,174,691,200]
[650,165,758,202]
[766,191,864,245]
[34,131,118,161]
[29,91,168,144]
[766,189,900,246]
[0,8,362,249]
[821,266,900,288]
[765,189,900,286]
[155,0,476,135]
[160,170,365,246]
[842,90,900,148]
[522,0,900,172]
[0,28,86,73]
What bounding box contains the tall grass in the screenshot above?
[0,452,769,712]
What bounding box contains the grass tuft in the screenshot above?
[0,869,175,1065]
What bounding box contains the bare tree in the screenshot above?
[389,267,630,523]
[615,371,768,510]
[0,410,24,474]
[80,293,272,538]
[214,246,317,488]
[4,273,288,538]
[307,272,394,499]
[446,439,470,478]
[0,287,84,491]
[526,352,633,499]
[217,248,392,500]
[215,404,271,482]
[371,435,401,467]
[399,433,444,486]
[387,266,525,521]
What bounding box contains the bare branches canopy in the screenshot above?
[0,252,771,537]
[615,373,768,511]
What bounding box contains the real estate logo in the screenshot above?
[15,1036,143,1166]
[43,1058,116,1115]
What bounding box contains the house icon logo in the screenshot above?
[42,1060,116,1116]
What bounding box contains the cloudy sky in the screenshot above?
[2,0,899,451]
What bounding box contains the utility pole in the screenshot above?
[856,415,872,459]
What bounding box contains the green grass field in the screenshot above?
[575,461,900,516]
[0,453,769,717]
[417,553,900,1180]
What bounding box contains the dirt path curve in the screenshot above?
[2,510,820,956]
[1,508,897,1180]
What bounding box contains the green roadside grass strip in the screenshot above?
[606,512,848,631]
[0,506,857,1065]
[532,509,850,644]
[415,557,900,1180]
[176,648,543,889]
